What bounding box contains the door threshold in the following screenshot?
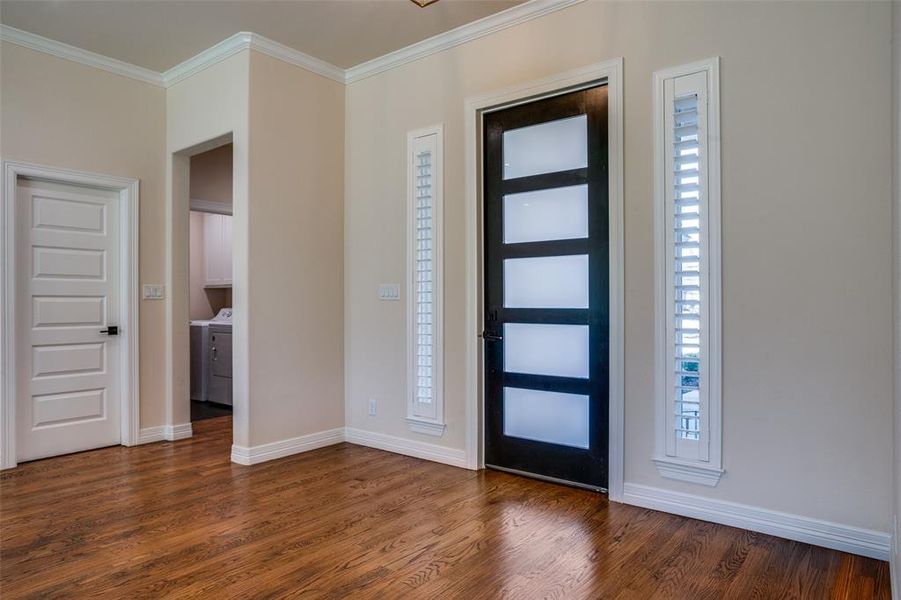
[486,464,607,494]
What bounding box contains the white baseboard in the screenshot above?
[622,482,891,561]
[227,425,469,470]
[344,427,468,469]
[230,427,345,466]
[138,422,193,444]
[165,422,193,441]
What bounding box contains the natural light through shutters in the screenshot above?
[415,148,434,406]
[407,126,443,433]
[655,59,722,484]
[672,93,701,441]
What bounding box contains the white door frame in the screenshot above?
[1,160,140,469]
[463,58,625,500]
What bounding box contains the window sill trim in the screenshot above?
[653,457,723,487]
[406,418,446,437]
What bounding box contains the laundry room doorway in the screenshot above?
[187,143,234,426]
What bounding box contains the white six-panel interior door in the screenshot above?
[15,178,122,461]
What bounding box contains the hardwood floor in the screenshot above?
[1,417,891,599]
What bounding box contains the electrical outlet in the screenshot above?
[368,398,377,416]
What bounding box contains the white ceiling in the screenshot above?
[0,0,525,71]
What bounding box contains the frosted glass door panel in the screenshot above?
[484,84,608,488]
[503,185,588,244]
[504,255,588,308]
[504,323,589,378]
[504,387,590,449]
[503,115,587,180]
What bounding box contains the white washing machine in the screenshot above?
[190,308,232,403]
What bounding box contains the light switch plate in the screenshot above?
[142,284,165,300]
[378,284,400,301]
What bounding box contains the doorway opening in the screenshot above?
[169,131,244,458]
[187,144,234,425]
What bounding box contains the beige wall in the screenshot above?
[190,143,233,207]
[345,1,894,532]
[167,49,345,447]
[0,42,168,429]
[246,51,345,445]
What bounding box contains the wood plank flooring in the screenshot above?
[1,416,891,599]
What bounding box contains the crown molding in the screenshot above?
[246,33,345,84]
[0,24,165,87]
[344,0,585,84]
[0,25,344,89]
[162,31,345,87]
[1,0,584,88]
[162,32,252,87]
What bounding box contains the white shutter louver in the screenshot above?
[654,59,722,485]
[672,92,702,444]
[415,149,434,406]
[407,126,444,434]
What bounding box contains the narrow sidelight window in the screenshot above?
[653,59,723,485]
[407,125,444,435]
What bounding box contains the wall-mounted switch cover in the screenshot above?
[142,284,165,300]
[378,284,400,301]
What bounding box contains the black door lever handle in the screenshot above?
[480,330,502,342]
[100,326,119,336]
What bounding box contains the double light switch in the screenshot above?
[378,284,400,301]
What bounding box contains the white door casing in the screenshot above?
[1,160,140,469]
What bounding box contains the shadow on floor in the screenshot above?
[191,400,232,422]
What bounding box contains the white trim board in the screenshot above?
[1,0,584,88]
[0,26,344,87]
[138,423,193,444]
[623,483,892,561]
[344,427,468,469]
[228,426,466,469]
[231,428,345,466]
[344,0,585,83]
[164,32,345,87]
[463,59,625,498]
[1,160,141,469]
[0,24,164,86]
[160,32,249,87]
[190,199,233,215]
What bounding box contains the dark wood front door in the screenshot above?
[483,85,609,490]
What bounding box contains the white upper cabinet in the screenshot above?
[203,212,233,287]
